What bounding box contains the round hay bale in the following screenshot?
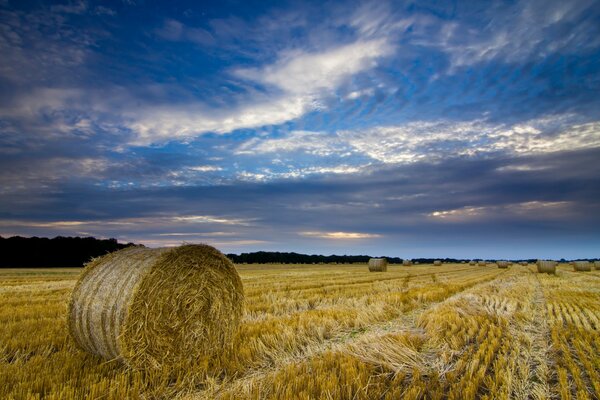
[433,260,442,266]
[497,261,509,269]
[594,261,600,270]
[520,261,528,266]
[478,261,486,266]
[469,260,476,266]
[402,259,412,266]
[536,260,556,274]
[573,261,591,272]
[68,244,244,371]
[368,258,388,272]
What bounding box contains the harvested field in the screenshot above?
[1,263,599,399]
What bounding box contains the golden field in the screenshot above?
[1,263,599,399]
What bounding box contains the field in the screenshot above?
[1,263,599,399]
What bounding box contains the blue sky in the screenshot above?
[1,0,599,258]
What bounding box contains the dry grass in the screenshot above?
[1,262,599,399]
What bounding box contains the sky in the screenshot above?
[0,0,599,259]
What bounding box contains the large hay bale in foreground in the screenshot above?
[497,261,509,269]
[536,260,556,274]
[433,260,442,266]
[402,259,412,266]
[68,244,244,371]
[368,258,388,272]
[573,261,591,272]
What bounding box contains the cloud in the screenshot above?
[429,201,574,222]
[235,115,600,169]
[187,165,224,172]
[426,0,600,69]
[236,164,366,182]
[236,131,347,156]
[155,19,214,46]
[235,38,391,95]
[126,38,392,144]
[299,231,382,239]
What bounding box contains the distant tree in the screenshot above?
[0,236,137,268]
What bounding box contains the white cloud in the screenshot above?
[235,39,391,95]
[236,115,600,171]
[188,165,224,172]
[126,38,392,145]
[299,231,382,239]
[429,201,574,222]
[236,164,366,182]
[426,0,600,69]
[236,130,348,156]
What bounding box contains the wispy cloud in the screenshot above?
[425,0,600,69]
[299,231,382,239]
[126,38,393,145]
[429,201,574,222]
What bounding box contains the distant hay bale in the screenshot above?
[497,261,509,269]
[402,259,412,266]
[536,260,556,274]
[573,261,591,272]
[433,260,442,266]
[594,261,600,270]
[368,258,388,272]
[520,261,528,266]
[478,261,486,266]
[68,244,244,371]
[469,260,476,265]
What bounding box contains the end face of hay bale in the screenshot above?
[573,261,591,272]
[68,244,244,372]
[536,260,556,274]
[433,260,442,266]
[497,261,509,269]
[368,258,388,272]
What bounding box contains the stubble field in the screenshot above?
[1,262,599,399]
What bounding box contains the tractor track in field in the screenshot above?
[186,271,506,400]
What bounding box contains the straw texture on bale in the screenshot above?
[68,244,244,371]
[368,258,388,272]
[497,261,509,269]
[536,260,557,274]
[594,261,600,270]
[573,261,591,272]
[402,260,412,266]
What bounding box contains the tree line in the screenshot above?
[2,236,580,268]
[0,236,135,268]
[225,251,472,264]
